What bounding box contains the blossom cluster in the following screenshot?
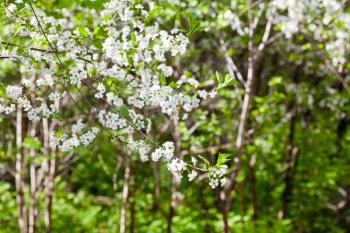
[208,165,227,189]
[51,120,100,152]
[196,0,350,69]
[0,0,217,183]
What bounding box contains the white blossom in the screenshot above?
[6,85,22,99]
[151,141,175,161]
[167,158,186,179]
[79,127,99,146]
[188,170,198,181]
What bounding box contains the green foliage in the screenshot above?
[216,72,238,90]
[216,153,231,167]
[1,0,350,233]
[23,136,42,150]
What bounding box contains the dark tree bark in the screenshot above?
[280,108,298,219]
[248,155,257,225]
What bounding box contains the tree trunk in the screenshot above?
[248,155,257,225]
[281,108,298,219]
[120,149,131,233]
[167,117,182,233]
[15,106,27,233]
[28,123,38,233]
[43,118,56,233]
[220,40,255,233]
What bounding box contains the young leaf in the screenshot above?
[217,74,238,90]
[216,71,223,83]
[160,74,166,85]
[77,25,89,38]
[216,153,231,167]
[197,154,210,165]
[23,137,42,150]
[0,83,5,97]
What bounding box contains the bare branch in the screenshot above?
[219,39,246,88]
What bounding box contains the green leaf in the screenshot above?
[80,0,106,9]
[50,112,62,120]
[116,106,129,119]
[268,76,283,86]
[183,12,205,35]
[301,43,312,51]
[55,127,64,138]
[224,74,238,86]
[217,73,238,90]
[23,137,42,150]
[0,83,5,97]
[77,26,89,38]
[216,153,231,167]
[93,26,107,40]
[131,32,136,42]
[169,81,178,88]
[215,71,223,83]
[146,6,163,23]
[159,74,166,85]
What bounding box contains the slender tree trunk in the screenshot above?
[120,150,131,233]
[248,155,257,225]
[113,153,122,230]
[152,162,160,210]
[28,123,38,233]
[130,194,135,233]
[167,117,182,233]
[218,4,274,232]
[43,118,56,233]
[280,108,298,219]
[44,152,56,233]
[220,30,255,233]
[220,191,232,233]
[15,106,27,233]
[167,178,179,233]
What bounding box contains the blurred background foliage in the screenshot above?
[1,0,350,232]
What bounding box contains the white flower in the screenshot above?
[198,90,208,99]
[167,158,186,178]
[281,21,299,39]
[17,98,31,111]
[72,119,85,134]
[177,76,199,88]
[49,92,63,102]
[98,110,127,130]
[106,92,123,107]
[95,83,106,99]
[209,90,217,98]
[188,170,198,181]
[208,165,227,189]
[151,148,162,161]
[220,177,227,187]
[209,178,219,189]
[150,141,175,161]
[6,85,22,99]
[28,108,41,121]
[1,104,16,114]
[60,134,80,152]
[69,64,88,87]
[49,132,60,148]
[191,157,198,166]
[158,64,173,77]
[80,127,99,145]
[129,140,151,161]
